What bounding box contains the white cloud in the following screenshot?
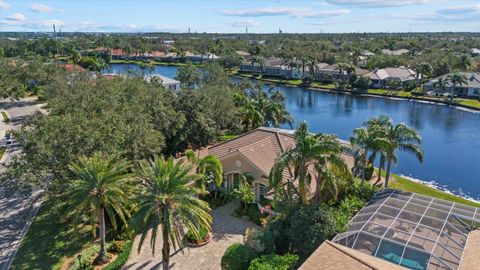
[0,0,11,9]
[6,13,26,21]
[390,3,480,22]
[29,3,54,13]
[226,20,260,27]
[325,0,441,8]
[222,6,349,18]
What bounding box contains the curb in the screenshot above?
[0,110,13,165]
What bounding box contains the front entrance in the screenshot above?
[224,172,242,190]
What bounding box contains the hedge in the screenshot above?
[248,254,299,270]
[103,240,132,270]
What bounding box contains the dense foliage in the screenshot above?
[221,243,258,270]
[248,254,299,270]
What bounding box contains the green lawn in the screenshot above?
[310,83,336,89]
[455,99,480,109]
[11,198,91,270]
[367,89,413,97]
[389,174,480,208]
[0,146,6,160]
[2,111,10,123]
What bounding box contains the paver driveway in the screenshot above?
[122,201,259,270]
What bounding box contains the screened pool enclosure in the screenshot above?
[333,189,480,270]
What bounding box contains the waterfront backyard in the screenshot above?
[106,64,480,201]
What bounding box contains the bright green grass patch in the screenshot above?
[389,174,480,208]
[218,134,239,142]
[367,89,413,97]
[311,83,336,89]
[0,146,6,160]
[2,111,10,123]
[455,99,480,109]
[11,198,91,270]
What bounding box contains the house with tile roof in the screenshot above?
[364,67,416,89]
[423,72,480,98]
[181,127,353,203]
[240,58,302,79]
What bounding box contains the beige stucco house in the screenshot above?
[183,127,354,203]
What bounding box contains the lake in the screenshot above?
[104,64,480,200]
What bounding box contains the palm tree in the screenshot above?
[269,122,351,205]
[350,127,371,184]
[131,157,212,270]
[65,153,132,264]
[234,94,264,131]
[446,72,468,102]
[411,63,433,89]
[433,77,448,94]
[365,115,392,183]
[459,55,471,71]
[376,123,424,188]
[257,98,293,128]
[185,149,223,196]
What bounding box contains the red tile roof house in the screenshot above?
[179,127,354,203]
[110,48,128,60]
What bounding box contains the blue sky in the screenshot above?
[1,0,479,33]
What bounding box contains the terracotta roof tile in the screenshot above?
[299,241,405,270]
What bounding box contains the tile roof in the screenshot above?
[459,229,480,270]
[62,64,87,73]
[425,72,480,89]
[299,240,405,270]
[365,67,415,81]
[110,48,126,56]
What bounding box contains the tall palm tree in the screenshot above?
[365,115,392,183]
[131,157,212,270]
[185,149,223,196]
[350,127,371,184]
[269,122,350,205]
[446,72,468,102]
[433,77,448,94]
[376,123,424,188]
[65,153,132,264]
[234,94,264,131]
[257,98,293,128]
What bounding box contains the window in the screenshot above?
[225,173,242,190]
[258,183,266,200]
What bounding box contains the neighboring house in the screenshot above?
[236,51,251,59]
[110,48,128,60]
[239,57,301,79]
[381,49,409,56]
[364,67,416,88]
[471,48,480,56]
[62,64,88,73]
[362,50,375,57]
[312,64,369,82]
[301,189,480,270]
[180,127,353,203]
[102,73,181,91]
[144,74,181,91]
[423,72,480,98]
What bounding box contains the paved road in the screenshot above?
[0,98,45,270]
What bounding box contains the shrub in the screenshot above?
[244,228,275,254]
[186,227,209,243]
[107,240,126,254]
[283,204,337,260]
[248,254,299,270]
[68,244,101,270]
[221,243,258,270]
[103,240,132,270]
[364,163,374,180]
